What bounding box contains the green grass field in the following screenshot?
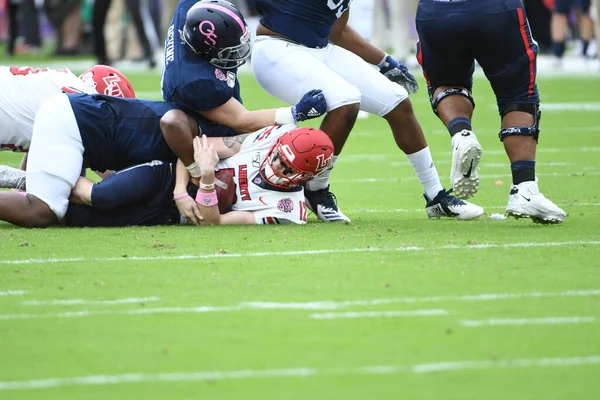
[0,59,600,399]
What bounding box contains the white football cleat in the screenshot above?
[505,181,566,224]
[0,165,26,190]
[425,189,484,221]
[450,130,482,199]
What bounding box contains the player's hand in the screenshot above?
[292,89,327,122]
[175,194,203,225]
[193,134,219,173]
[378,55,419,94]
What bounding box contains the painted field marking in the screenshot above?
[310,310,448,319]
[335,171,600,184]
[0,355,599,391]
[350,202,600,213]
[0,290,27,296]
[460,317,597,327]
[21,297,160,306]
[0,289,598,321]
[1,241,599,266]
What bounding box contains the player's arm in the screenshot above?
[173,159,203,225]
[197,91,326,134]
[210,132,252,158]
[329,9,386,65]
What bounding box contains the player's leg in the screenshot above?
[551,0,571,65]
[324,43,483,220]
[252,37,359,222]
[575,0,594,58]
[0,94,85,227]
[475,6,565,224]
[415,7,482,200]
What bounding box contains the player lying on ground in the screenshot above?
[0,64,135,173]
[1,126,333,227]
[0,91,327,228]
[415,0,566,223]
[250,0,484,222]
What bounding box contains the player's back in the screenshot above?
[68,94,181,173]
[161,0,241,112]
[255,0,353,48]
[0,66,95,151]
[216,124,307,224]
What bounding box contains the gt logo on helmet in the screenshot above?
[199,20,218,46]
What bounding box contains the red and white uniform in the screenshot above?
[216,124,309,225]
[0,66,96,152]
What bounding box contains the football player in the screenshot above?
[161,0,328,173]
[551,0,594,65]
[4,126,334,227]
[0,64,135,173]
[416,0,566,223]
[250,0,484,223]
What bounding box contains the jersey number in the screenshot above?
[327,0,352,18]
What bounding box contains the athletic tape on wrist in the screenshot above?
[275,107,295,125]
[199,182,215,191]
[185,162,202,178]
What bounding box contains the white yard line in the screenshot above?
[21,297,160,306]
[1,241,599,266]
[460,317,597,327]
[1,355,599,391]
[1,289,599,321]
[0,290,27,296]
[350,203,600,213]
[310,310,448,319]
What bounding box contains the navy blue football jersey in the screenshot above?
[161,0,242,112]
[64,160,177,227]
[255,0,353,48]
[68,93,181,173]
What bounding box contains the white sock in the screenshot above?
[306,155,338,191]
[406,147,444,199]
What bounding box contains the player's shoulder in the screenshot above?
[243,124,296,150]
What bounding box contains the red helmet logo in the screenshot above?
[79,65,136,98]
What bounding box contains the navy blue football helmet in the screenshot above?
[182,0,251,69]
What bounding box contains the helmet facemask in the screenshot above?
[210,28,251,69]
[260,141,316,189]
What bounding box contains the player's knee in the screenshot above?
[327,84,361,111]
[498,103,541,142]
[21,194,58,228]
[430,87,475,117]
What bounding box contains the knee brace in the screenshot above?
[498,103,541,142]
[430,88,475,117]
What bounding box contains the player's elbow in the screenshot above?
[160,110,196,141]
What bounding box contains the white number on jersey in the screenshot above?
[327,0,353,18]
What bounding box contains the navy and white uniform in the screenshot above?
[161,0,239,137]
[416,0,540,112]
[26,93,204,220]
[64,161,178,227]
[251,0,407,117]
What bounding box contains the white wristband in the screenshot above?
[199,182,215,191]
[185,162,202,178]
[275,107,295,125]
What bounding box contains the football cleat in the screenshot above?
[0,165,26,190]
[425,188,484,220]
[450,130,482,199]
[305,185,351,223]
[505,181,566,224]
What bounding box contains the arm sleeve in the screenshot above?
[91,161,171,210]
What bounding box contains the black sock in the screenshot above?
[551,41,566,58]
[511,160,536,185]
[448,117,472,137]
[582,40,590,58]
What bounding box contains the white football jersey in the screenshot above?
[0,66,97,152]
[216,124,309,225]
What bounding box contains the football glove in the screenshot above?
[378,54,419,94]
[292,89,327,122]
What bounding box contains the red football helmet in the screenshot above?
[261,127,334,189]
[79,65,136,98]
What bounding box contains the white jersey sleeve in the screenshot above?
[0,66,97,152]
[216,123,308,225]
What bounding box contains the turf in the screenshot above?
[0,59,599,399]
